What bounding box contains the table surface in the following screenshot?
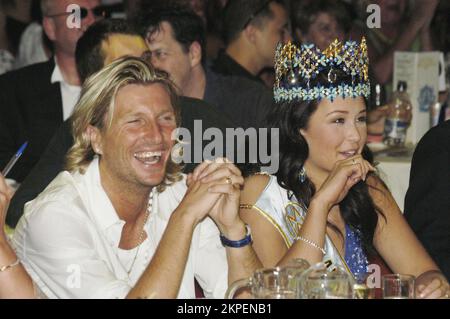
[370,144,415,212]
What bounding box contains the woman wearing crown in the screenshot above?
[239,38,449,298]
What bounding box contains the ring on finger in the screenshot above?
[352,159,357,165]
[225,177,233,185]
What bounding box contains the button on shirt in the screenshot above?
[12,157,229,299]
[51,59,81,120]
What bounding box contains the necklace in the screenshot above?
[127,189,153,277]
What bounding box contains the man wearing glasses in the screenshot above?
[0,0,102,185]
[212,0,290,84]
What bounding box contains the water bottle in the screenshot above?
[383,81,412,147]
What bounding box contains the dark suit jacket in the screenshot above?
[404,120,450,280]
[7,96,235,227]
[204,67,273,130]
[0,59,63,182]
[211,50,264,85]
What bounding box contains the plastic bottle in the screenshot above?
[383,81,412,147]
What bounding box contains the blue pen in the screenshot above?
[1,141,28,177]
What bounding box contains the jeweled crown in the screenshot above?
[274,38,370,102]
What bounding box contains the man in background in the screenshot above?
[0,0,101,183]
[212,0,289,84]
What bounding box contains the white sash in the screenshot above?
[253,175,355,279]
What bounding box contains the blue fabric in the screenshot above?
[344,224,369,278]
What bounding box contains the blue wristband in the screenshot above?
[220,224,252,248]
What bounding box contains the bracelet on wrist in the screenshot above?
[296,235,326,255]
[220,224,252,248]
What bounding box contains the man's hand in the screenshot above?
[188,158,245,237]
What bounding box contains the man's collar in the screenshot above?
[83,157,187,231]
[50,57,64,84]
[83,156,124,231]
[50,57,80,87]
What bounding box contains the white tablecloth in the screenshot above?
[372,145,415,212]
[376,159,411,212]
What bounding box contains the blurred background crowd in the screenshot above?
[1,1,449,84]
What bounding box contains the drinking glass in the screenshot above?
[353,272,376,299]
[226,267,297,299]
[283,258,310,292]
[382,274,415,299]
[297,262,353,299]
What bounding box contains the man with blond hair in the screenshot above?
[6,18,233,227]
[12,57,261,298]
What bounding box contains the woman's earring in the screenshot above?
[299,166,307,183]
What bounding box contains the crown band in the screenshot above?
[274,38,370,103]
[274,83,371,102]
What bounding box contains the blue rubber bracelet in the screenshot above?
[220,224,252,248]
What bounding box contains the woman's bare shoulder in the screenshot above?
[240,174,271,205]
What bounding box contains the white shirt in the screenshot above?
[12,158,228,299]
[51,58,81,120]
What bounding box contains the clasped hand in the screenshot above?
[179,158,244,233]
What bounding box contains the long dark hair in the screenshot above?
[267,70,383,254]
